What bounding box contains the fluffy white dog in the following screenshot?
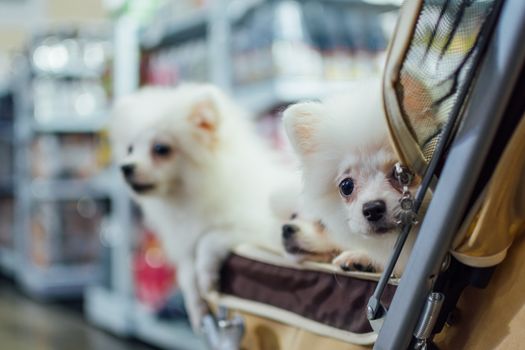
[110,83,290,330]
[281,209,341,264]
[282,80,421,276]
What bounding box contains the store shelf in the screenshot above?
[141,8,209,50]
[0,120,13,141]
[19,263,101,299]
[132,302,207,350]
[0,179,13,196]
[32,115,108,133]
[30,172,117,200]
[0,246,16,275]
[0,88,10,98]
[32,70,104,81]
[86,286,208,350]
[235,78,368,114]
[85,286,131,335]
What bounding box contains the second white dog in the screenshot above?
[111,83,291,330]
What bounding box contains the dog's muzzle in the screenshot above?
[121,164,135,179]
[363,200,387,222]
[120,164,155,193]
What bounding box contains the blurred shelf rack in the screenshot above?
[141,7,209,50]
[29,171,116,200]
[0,246,15,275]
[0,88,15,276]
[0,178,13,195]
[87,286,207,350]
[138,0,399,113]
[0,120,13,141]
[30,71,105,81]
[85,8,208,349]
[236,78,368,115]
[10,30,114,299]
[18,263,101,299]
[31,115,108,133]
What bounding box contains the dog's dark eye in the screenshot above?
[290,213,298,220]
[127,145,133,154]
[339,178,354,197]
[152,143,172,157]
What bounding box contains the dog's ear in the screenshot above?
[283,101,325,157]
[187,90,224,149]
[189,95,220,133]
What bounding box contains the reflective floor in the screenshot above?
[0,278,157,350]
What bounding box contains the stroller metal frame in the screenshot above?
[374,0,525,349]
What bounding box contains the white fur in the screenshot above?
[110,83,291,330]
[281,208,340,264]
[283,79,419,276]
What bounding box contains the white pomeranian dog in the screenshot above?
[110,83,291,330]
[282,80,422,276]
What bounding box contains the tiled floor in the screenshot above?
[0,279,157,350]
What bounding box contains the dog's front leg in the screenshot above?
[177,259,209,332]
[195,230,235,294]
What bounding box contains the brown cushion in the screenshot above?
[219,254,397,334]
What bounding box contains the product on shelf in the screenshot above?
[0,93,14,122]
[33,78,108,122]
[7,27,114,298]
[231,1,396,86]
[141,37,209,86]
[31,133,106,180]
[30,198,108,267]
[0,197,14,248]
[141,0,209,47]
[133,229,176,310]
[29,30,112,126]
[0,139,13,181]
[139,0,211,85]
[30,32,111,77]
[0,93,14,181]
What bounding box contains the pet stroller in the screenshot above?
[203,0,525,349]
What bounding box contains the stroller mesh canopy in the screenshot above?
[392,0,499,164]
[385,0,525,267]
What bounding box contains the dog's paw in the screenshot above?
[332,251,379,273]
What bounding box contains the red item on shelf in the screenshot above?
[133,230,176,310]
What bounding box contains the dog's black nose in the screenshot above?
[282,224,298,239]
[363,200,386,222]
[121,164,135,178]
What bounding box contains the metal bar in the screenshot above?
[111,15,140,299]
[208,0,233,92]
[374,0,525,348]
